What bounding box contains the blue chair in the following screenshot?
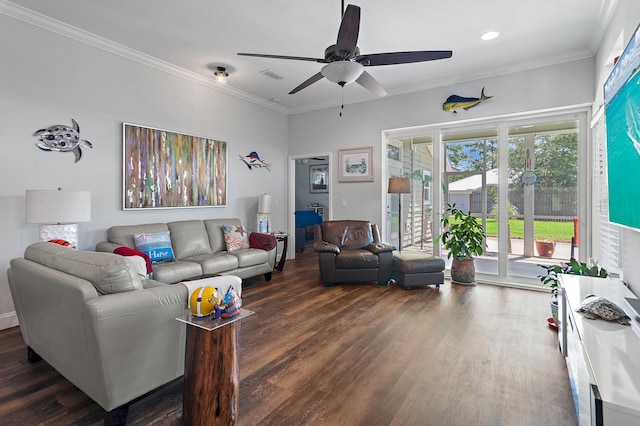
[294,210,322,252]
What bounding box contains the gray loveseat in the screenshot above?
[8,241,190,423]
[96,218,276,284]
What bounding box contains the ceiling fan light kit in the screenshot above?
[237,3,452,97]
[214,66,229,84]
[321,61,364,85]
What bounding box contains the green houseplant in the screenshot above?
[538,258,609,325]
[436,204,486,284]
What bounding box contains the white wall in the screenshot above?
[593,0,640,295]
[0,13,288,329]
[289,58,596,228]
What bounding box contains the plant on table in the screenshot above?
[537,258,609,326]
[537,258,609,298]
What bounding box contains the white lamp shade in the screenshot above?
[321,61,364,85]
[26,190,91,224]
[258,193,272,214]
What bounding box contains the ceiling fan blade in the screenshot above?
[238,52,327,63]
[358,50,453,66]
[336,4,360,59]
[289,72,325,94]
[356,71,387,97]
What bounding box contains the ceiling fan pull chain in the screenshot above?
[340,87,344,117]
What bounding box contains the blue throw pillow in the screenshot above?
[133,231,175,263]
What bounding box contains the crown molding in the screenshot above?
[0,1,290,115]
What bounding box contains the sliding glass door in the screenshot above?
[507,120,579,278]
[384,110,587,287]
[442,128,498,276]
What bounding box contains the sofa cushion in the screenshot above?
[321,220,373,249]
[335,249,380,269]
[231,248,270,268]
[133,232,175,263]
[152,260,203,284]
[168,220,212,259]
[222,225,250,251]
[24,242,143,294]
[184,252,239,275]
[106,223,169,248]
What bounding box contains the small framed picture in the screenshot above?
[309,164,329,193]
[338,147,374,182]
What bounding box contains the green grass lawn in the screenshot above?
[485,219,574,242]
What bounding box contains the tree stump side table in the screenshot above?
[176,309,254,425]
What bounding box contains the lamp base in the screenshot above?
[257,214,271,234]
[39,224,79,248]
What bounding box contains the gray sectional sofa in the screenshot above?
[96,218,276,283]
[8,241,190,422]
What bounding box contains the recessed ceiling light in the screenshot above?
[481,31,500,41]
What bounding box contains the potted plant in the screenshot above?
[535,239,556,257]
[538,258,609,326]
[436,204,486,285]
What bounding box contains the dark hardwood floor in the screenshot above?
[0,245,577,425]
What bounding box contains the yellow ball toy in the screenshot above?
[189,286,219,317]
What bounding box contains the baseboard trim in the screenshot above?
[0,311,19,330]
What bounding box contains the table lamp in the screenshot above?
[257,193,272,233]
[25,188,91,248]
[388,177,410,251]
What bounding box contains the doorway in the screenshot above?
[289,153,331,259]
[386,137,436,253]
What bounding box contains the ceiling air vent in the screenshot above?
[259,69,284,80]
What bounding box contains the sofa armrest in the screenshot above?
[367,242,396,254]
[314,241,340,254]
[83,283,189,410]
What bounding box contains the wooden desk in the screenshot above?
[176,309,254,425]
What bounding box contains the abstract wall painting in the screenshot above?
[123,123,227,209]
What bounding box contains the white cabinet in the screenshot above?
[559,275,640,425]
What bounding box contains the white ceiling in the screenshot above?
[5,0,616,114]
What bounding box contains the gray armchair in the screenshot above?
[314,220,395,286]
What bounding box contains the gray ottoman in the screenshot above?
[392,251,445,289]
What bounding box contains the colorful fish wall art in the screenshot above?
[443,87,493,113]
[33,118,92,162]
[240,151,272,171]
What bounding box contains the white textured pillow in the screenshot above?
[222,225,250,251]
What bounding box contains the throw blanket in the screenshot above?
[249,232,277,251]
[114,246,153,274]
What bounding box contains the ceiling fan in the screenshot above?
[238,2,452,97]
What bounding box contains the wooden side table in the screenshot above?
[273,232,288,271]
[176,309,254,425]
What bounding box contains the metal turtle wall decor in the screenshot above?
[33,118,92,162]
